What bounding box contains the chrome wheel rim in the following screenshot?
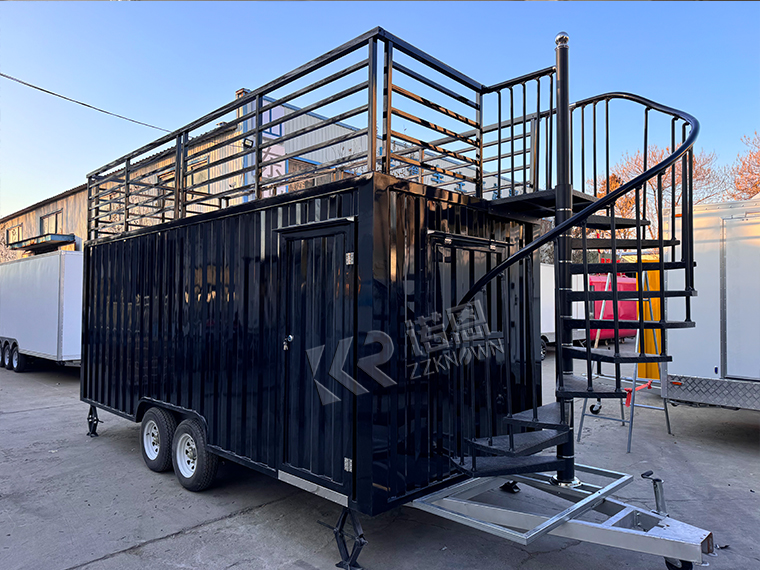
[143,420,160,460]
[176,433,197,478]
[12,350,18,368]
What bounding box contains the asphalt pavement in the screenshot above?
[0,354,758,570]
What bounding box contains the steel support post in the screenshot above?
[381,41,394,174]
[553,32,576,484]
[123,158,131,233]
[366,38,378,174]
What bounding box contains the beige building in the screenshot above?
[0,184,87,259]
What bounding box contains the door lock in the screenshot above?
[283,334,294,351]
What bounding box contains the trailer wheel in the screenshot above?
[172,419,217,492]
[540,339,547,361]
[11,346,27,373]
[3,344,12,370]
[141,407,177,472]
[664,559,693,570]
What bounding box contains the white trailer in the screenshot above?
[666,198,760,410]
[0,250,83,372]
[540,263,584,359]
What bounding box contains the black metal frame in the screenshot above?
[86,28,564,241]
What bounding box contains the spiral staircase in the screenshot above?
[448,36,699,510]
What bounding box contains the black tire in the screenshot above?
[11,346,27,373]
[172,418,217,492]
[665,560,693,570]
[540,339,547,361]
[590,402,602,415]
[3,344,12,370]
[141,407,177,472]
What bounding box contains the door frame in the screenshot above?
[276,217,358,496]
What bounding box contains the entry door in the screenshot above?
[724,216,760,381]
[279,222,355,494]
[427,233,510,457]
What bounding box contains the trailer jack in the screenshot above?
[319,507,367,570]
[86,405,100,437]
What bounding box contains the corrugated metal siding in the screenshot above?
[363,177,539,513]
[83,173,539,514]
[280,107,369,166]
[82,181,361,472]
[0,190,87,255]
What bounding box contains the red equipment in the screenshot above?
[588,274,638,341]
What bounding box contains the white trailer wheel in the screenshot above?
[171,419,218,492]
[11,346,26,373]
[175,433,197,478]
[143,420,160,461]
[140,407,176,473]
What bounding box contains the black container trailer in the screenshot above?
[83,28,714,569]
[82,172,539,514]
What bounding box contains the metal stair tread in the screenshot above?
[557,374,627,399]
[570,238,679,250]
[562,317,696,330]
[468,429,570,457]
[584,215,651,230]
[505,402,568,429]
[563,346,671,364]
[452,455,565,477]
[568,289,697,301]
[569,260,690,274]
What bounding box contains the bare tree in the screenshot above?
[730,132,760,201]
[0,232,19,263]
[589,146,729,238]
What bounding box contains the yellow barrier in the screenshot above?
[622,254,662,380]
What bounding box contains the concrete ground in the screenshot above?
[0,355,758,570]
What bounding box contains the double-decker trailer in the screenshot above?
[82,28,713,570]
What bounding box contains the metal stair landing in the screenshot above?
[488,189,597,218]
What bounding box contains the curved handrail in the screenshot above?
[456,92,700,308]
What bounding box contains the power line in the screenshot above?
[0,72,171,133]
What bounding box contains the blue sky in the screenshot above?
[0,1,757,216]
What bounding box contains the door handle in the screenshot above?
[283,334,293,351]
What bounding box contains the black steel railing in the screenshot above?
[87,28,566,240]
[457,91,698,466]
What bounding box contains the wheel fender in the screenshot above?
[136,398,208,434]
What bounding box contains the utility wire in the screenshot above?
[0,71,171,133]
